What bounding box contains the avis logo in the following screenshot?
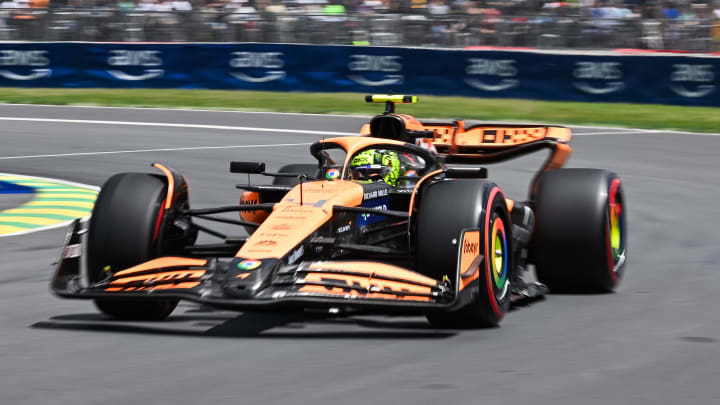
[670,64,715,98]
[107,50,163,81]
[347,55,403,86]
[573,61,624,95]
[0,50,51,81]
[230,52,286,83]
[464,59,518,92]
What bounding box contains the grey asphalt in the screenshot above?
[0,104,719,405]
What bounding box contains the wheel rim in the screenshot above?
[491,215,508,296]
[607,179,626,279]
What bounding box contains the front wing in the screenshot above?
[52,220,472,314]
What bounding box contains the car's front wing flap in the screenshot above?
[52,221,467,313]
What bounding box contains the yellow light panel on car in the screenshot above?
[365,95,418,104]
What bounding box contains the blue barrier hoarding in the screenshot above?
[0,43,718,106]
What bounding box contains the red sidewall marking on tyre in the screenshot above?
[152,198,166,243]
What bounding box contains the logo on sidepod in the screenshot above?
[572,61,624,95]
[464,58,518,92]
[230,51,286,83]
[107,50,164,81]
[237,260,262,270]
[669,64,715,98]
[0,50,51,81]
[347,55,403,86]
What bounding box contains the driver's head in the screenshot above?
[350,149,400,186]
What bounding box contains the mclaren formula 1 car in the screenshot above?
[52,95,627,328]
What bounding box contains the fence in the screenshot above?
[1,42,718,106]
[0,9,718,52]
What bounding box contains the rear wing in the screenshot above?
[360,95,572,197]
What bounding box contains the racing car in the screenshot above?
[52,95,627,328]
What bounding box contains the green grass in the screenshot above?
[0,88,718,133]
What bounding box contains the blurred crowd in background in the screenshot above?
[1,0,719,51]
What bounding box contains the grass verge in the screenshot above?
[0,88,718,133]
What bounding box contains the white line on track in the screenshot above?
[0,117,357,136]
[1,104,718,135]
[0,103,371,119]
[0,142,311,160]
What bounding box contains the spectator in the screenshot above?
[662,1,680,19]
[427,0,450,15]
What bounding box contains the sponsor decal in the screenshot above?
[464,58,519,92]
[459,230,482,281]
[347,54,403,86]
[288,245,304,264]
[107,50,163,81]
[572,61,624,94]
[109,270,205,287]
[255,240,277,246]
[272,223,292,230]
[462,239,478,255]
[363,188,389,200]
[669,64,715,98]
[325,168,340,180]
[237,259,262,270]
[0,50,51,81]
[299,274,431,301]
[358,197,389,226]
[258,232,289,238]
[336,223,351,234]
[229,51,286,83]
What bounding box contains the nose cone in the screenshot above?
[237,180,364,260]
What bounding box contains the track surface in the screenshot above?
[1,104,719,405]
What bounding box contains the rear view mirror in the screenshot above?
[230,161,266,174]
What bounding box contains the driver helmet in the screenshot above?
[350,149,401,186]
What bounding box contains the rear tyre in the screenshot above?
[88,173,185,320]
[416,179,512,328]
[272,164,319,186]
[531,169,627,292]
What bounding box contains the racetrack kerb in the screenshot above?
[0,88,718,133]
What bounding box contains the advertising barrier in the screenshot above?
[0,43,719,107]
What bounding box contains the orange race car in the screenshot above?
[52,95,627,328]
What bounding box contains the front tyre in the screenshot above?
[531,169,627,292]
[88,173,185,320]
[416,179,512,328]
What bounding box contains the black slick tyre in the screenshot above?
[531,168,627,292]
[271,164,318,186]
[88,173,180,320]
[416,179,512,328]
